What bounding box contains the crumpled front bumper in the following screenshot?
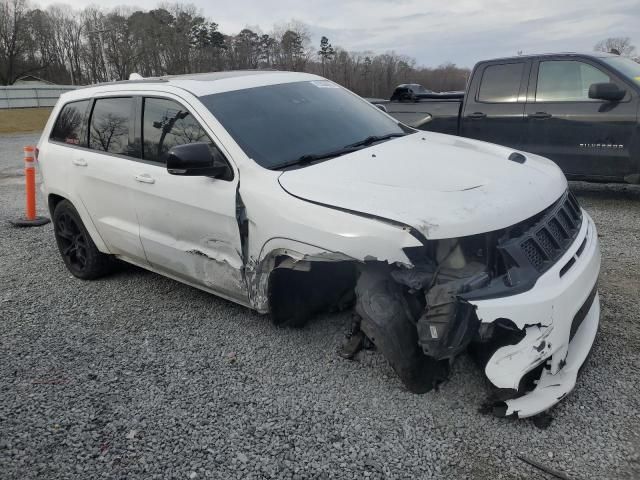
[469,210,600,418]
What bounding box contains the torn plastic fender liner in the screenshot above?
[417,269,490,361]
[391,260,490,362]
[355,264,449,393]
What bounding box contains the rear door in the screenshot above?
[72,96,148,264]
[460,60,530,149]
[524,57,638,179]
[130,94,247,302]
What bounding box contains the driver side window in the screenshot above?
[536,61,611,102]
[142,97,218,163]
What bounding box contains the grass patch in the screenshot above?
[0,107,52,134]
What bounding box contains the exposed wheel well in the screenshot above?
[267,257,359,327]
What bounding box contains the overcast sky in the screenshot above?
[40,0,640,68]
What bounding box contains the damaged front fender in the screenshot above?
[246,240,357,314]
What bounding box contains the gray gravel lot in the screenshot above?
[1,132,639,479]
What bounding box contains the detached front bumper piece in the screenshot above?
[470,211,600,418]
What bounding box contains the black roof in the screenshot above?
[478,51,617,64]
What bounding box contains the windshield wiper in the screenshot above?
[345,132,406,149]
[270,133,407,170]
[270,146,361,170]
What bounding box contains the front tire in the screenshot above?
[53,200,112,279]
[355,265,449,393]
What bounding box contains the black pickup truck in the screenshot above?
[377,53,640,183]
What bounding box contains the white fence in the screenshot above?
[0,85,78,109]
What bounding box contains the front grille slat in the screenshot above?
[565,200,579,220]
[548,219,568,244]
[522,239,546,270]
[536,227,560,256]
[514,190,583,273]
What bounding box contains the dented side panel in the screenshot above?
[132,165,248,303]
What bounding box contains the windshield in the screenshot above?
[601,56,640,84]
[199,80,406,169]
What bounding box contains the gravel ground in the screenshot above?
[1,132,639,479]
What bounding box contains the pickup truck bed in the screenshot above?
[375,98,463,133]
[376,52,640,184]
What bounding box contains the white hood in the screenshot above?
[278,132,567,239]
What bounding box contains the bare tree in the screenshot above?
[594,37,636,57]
[0,2,471,96]
[47,6,84,84]
[0,0,42,84]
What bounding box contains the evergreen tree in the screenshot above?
[318,35,335,76]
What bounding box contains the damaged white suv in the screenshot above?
[38,71,600,419]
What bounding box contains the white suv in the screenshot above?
[38,71,601,418]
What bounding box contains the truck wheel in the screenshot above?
[355,264,449,393]
[53,200,113,279]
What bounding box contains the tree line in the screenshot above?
[0,0,470,97]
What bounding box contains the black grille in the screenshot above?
[498,190,583,278]
[517,191,582,273]
[464,190,585,300]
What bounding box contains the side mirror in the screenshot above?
[588,82,626,102]
[167,142,230,178]
[374,104,388,113]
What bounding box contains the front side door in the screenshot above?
[73,96,148,264]
[460,60,530,149]
[524,58,638,180]
[130,95,247,302]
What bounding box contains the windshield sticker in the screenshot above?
[634,76,640,83]
[311,80,340,88]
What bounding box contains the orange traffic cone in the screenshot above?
[10,145,50,227]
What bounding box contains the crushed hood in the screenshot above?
[278,132,567,239]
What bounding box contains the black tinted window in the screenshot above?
[50,100,89,146]
[200,80,405,169]
[142,97,212,163]
[478,63,524,103]
[89,97,133,155]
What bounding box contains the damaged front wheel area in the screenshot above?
[355,264,449,393]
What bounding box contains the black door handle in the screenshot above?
[468,112,486,119]
[528,112,552,119]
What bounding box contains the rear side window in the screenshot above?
[50,100,89,146]
[536,61,611,102]
[89,97,133,156]
[477,63,524,103]
[142,97,212,163]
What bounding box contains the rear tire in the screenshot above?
[53,200,113,279]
